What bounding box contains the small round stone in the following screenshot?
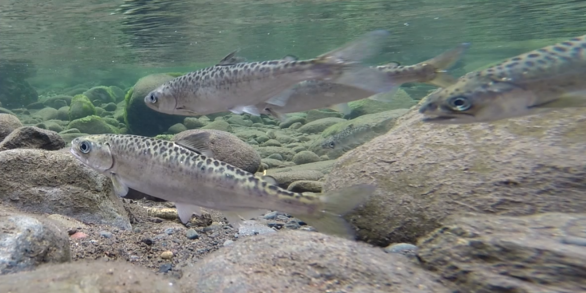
[161,250,174,259]
[99,231,112,238]
[186,228,200,240]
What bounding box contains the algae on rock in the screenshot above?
[68,94,96,121]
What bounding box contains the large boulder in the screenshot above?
[173,129,261,173]
[0,126,65,151]
[0,261,179,292]
[0,113,22,141]
[180,231,449,293]
[324,104,586,246]
[0,149,131,229]
[417,213,586,293]
[68,94,96,121]
[0,206,70,274]
[124,73,184,136]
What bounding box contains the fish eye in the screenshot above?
[328,141,335,148]
[148,93,158,104]
[447,96,472,111]
[79,141,92,154]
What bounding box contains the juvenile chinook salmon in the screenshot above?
[144,30,396,117]
[70,134,374,238]
[419,34,586,124]
[255,43,470,120]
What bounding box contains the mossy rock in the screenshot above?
[68,115,118,134]
[83,86,118,106]
[347,89,415,119]
[123,73,185,136]
[108,86,126,102]
[68,94,96,121]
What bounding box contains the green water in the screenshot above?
[1,0,585,90]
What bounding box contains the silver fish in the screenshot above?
[256,43,470,120]
[69,133,374,238]
[144,30,395,117]
[321,124,379,158]
[419,34,586,124]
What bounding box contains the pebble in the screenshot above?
[164,228,174,235]
[285,220,301,230]
[99,231,112,238]
[161,250,174,259]
[141,238,154,246]
[384,243,419,257]
[159,263,173,273]
[263,211,279,220]
[185,228,200,240]
[223,240,234,247]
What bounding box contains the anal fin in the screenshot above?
[175,203,203,223]
[110,174,129,197]
[530,92,586,109]
[222,209,268,227]
[230,105,261,116]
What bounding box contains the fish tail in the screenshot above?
[421,42,471,88]
[298,184,375,239]
[314,30,397,94]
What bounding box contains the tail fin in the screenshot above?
[298,184,376,239]
[316,30,397,94]
[421,43,471,88]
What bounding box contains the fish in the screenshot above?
[320,124,380,159]
[256,43,470,121]
[144,30,396,117]
[419,34,586,124]
[69,134,375,239]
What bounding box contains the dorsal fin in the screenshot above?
[216,49,247,66]
[175,132,214,158]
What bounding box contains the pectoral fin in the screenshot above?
[110,174,129,197]
[222,209,268,227]
[530,92,586,109]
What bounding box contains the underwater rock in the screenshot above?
[42,95,72,109]
[102,102,117,112]
[56,106,69,121]
[305,109,343,122]
[0,149,131,229]
[417,213,586,293]
[310,109,409,157]
[347,88,416,119]
[324,103,586,246]
[287,180,323,193]
[297,117,346,134]
[32,107,59,121]
[0,261,179,292]
[292,150,320,165]
[35,120,65,133]
[255,146,296,161]
[226,115,253,127]
[68,94,96,121]
[260,139,281,147]
[0,207,71,275]
[108,85,126,102]
[68,115,117,134]
[0,113,23,141]
[183,117,206,129]
[173,129,261,174]
[0,126,65,151]
[124,73,184,136]
[0,78,38,109]
[83,86,117,105]
[167,123,187,134]
[201,120,232,132]
[180,231,449,293]
[261,158,294,169]
[279,116,306,128]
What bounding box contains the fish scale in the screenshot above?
[70,134,374,239]
[419,34,586,124]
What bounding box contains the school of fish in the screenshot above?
[68,29,586,239]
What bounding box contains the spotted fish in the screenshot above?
[144,30,396,117]
[256,43,470,120]
[69,134,374,238]
[320,124,379,159]
[419,34,586,124]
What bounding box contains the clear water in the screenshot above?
[2,0,586,90]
